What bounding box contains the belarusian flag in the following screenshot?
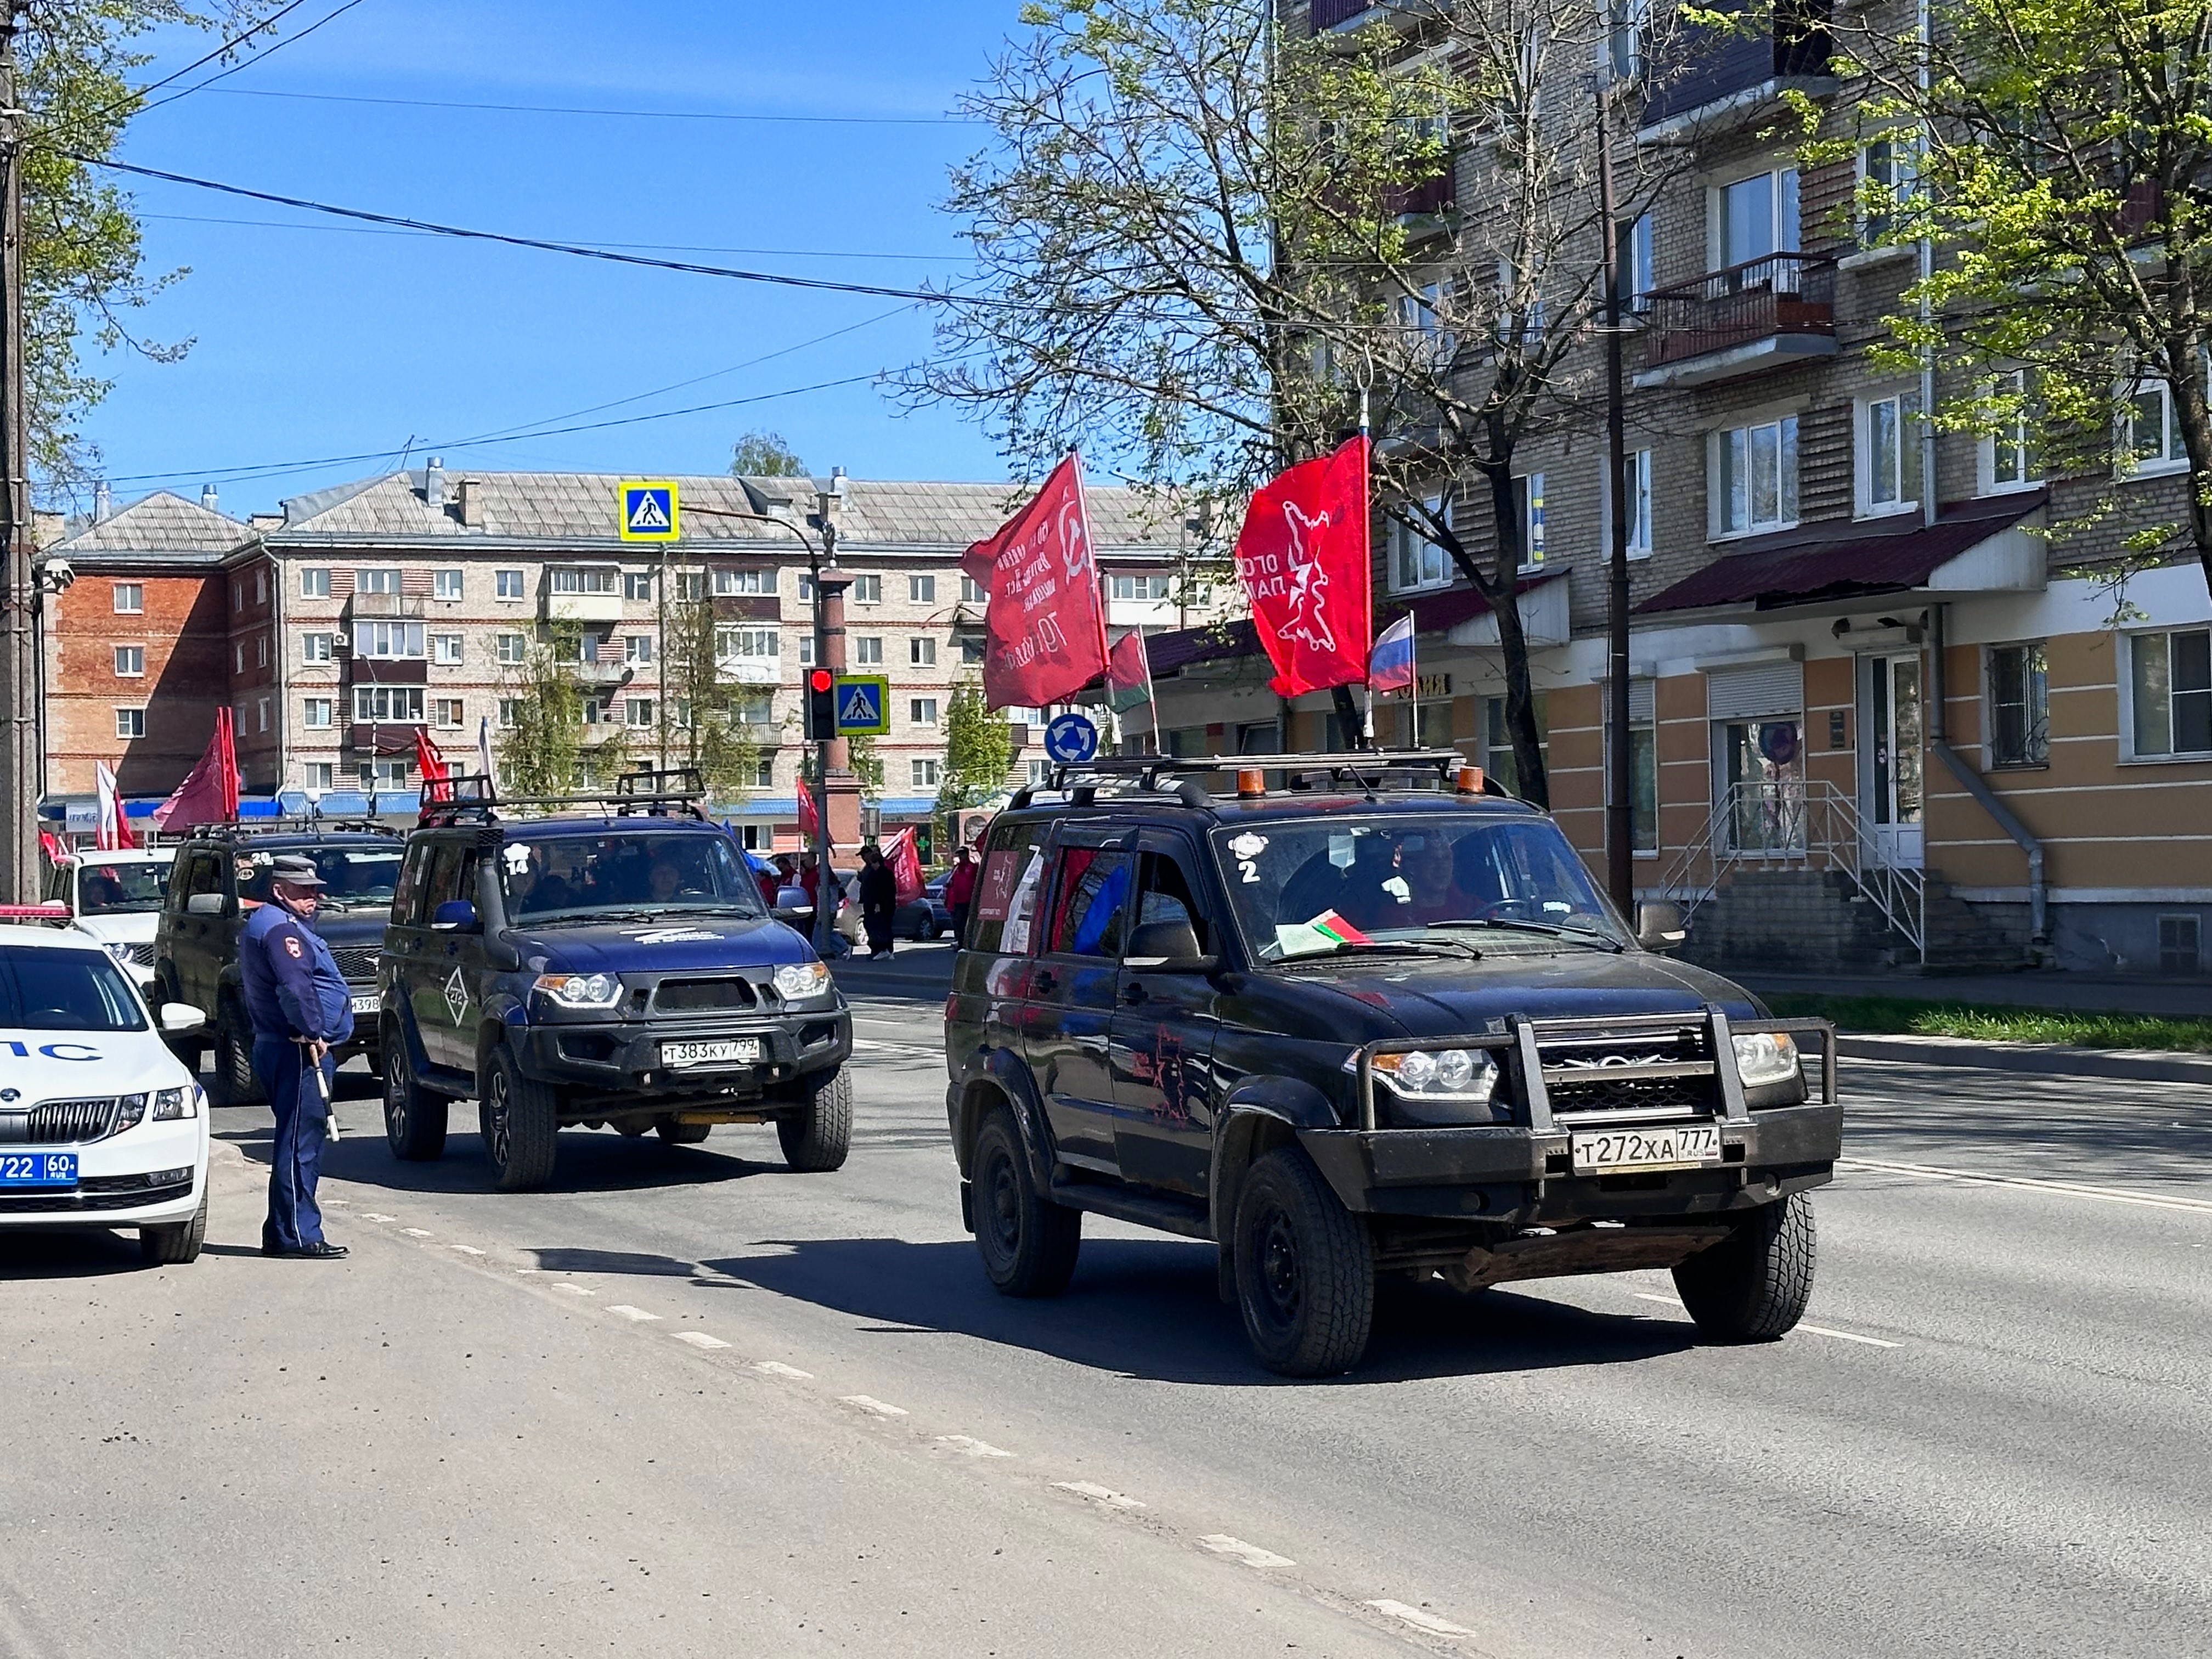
[1308,909,1371,946]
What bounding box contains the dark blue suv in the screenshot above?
[378,777,851,1190]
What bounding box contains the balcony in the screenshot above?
[1638,2,1833,143]
[1383,170,1458,238]
[1632,254,1837,389]
[1310,0,1433,41]
[542,565,625,624]
[346,591,424,620]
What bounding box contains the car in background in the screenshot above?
[832,870,951,942]
[0,924,210,1264]
[43,847,176,991]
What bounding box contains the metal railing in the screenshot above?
[1655,778,1925,959]
[1643,253,1836,367]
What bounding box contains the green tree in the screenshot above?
[661,587,763,805]
[933,676,1013,826]
[495,623,630,795]
[729,428,808,477]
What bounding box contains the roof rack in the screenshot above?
[1034,748,1515,805]
[191,816,407,839]
[415,767,712,831]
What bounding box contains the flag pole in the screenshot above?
[1358,388,1375,749]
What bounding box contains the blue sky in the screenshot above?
[83,0,1023,516]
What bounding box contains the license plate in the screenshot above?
[1572,1123,1722,1175]
[0,1151,77,1188]
[349,993,380,1015]
[661,1038,760,1069]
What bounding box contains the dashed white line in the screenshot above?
[1839,1155,2212,1216]
[400,1227,433,1238]
[840,1395,910,1418]
[1199,1534,1295,1570]
[1053,1481,1146,1510]
[606,1304,663,1322]
[361,1212,397,1223]
[754,1361,813,1380]
[1365,1601,1473,1638]
[673,1331,731,1351]
[936,1435,1013,1458]
[1633,1291,1899,1348]
[448,1244,485,1256]
[551,1282,596,1296]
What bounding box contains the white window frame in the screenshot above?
[431,633,465,666]
[1617,212,1654,311]
[1389,496,1451,594]
[2123,625,2212,760]
[433,569,464,601]
[353,686,426,724]
[357,622,426,659]
[1601,449,1654,558]
[850,573,882,605]
[1712,163,1801,267]
[2120,370,2194,477]
[674,571,706,602]
[302,698,333,730]
[304,763,334,792]
[624,571,653,600]
[299,567,330,599]
[910,636,937,667]
[233,643,245,674]
[1711,413,1801,538]
[551,567,618,595]
[495,569,526,600]
[714,567,776,596]
[494,632,527,665]
[716,627,780,661]
[1980,368,2041,494]
[1513,472,1547,569]
[112,583,143,615]
[257,697,270,733]
[115,707,145,740]
[855,636,884,667]
[257,634,269,668]
[910,757,941,789]
[1858,385,1925,518]
[910,697,939,728]
[909,573,936,603]
[624,634,654,664]
[355,568,401,596]
[302,633,333,664]
[499,698,523,729]
[1600,0,1648,81]
[113,645,144,677]
[624,697,656,728]
[1857,134,1918,247]
[960,575,986,605]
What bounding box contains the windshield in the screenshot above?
[499,831,764,922]
[239,845,405,911]
[1211,814,1628,961]
[0,946,148,1030]
[74,861,171,916]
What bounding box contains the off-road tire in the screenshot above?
[656,1119,712,1145]
[1233,1147,1375,1377]
[382,1028,449,1161]
[1672,1193,1816,1342]
[139,1185,207,1266]
[776,1065,853,1172]
[971,1104,1080,1296]
[479,1042,559,1191]
[207,995,262,1108]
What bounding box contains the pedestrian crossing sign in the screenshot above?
[618,480,680,542]
[833,675,889,735]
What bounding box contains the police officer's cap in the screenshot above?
[268,854,327,889]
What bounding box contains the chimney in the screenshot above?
[423,456,447,510]
[200,482,218,512]
[457,476,483,528]
[93,481,112,522]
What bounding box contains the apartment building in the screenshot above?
[1143,1,2211,976]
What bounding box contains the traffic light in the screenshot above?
[805,667,837,740]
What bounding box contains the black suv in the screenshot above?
[379,775,853,1190]
[154,823,405,1103]
[944,752,1841,1376]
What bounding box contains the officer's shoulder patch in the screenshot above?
[282,935,303,959]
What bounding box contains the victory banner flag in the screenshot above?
[1232,437,1373,697]
[883,826,925,904]
[962,453,1110,710]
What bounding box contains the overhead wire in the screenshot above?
[135,211,968,262]
[131,0,377,118]
[206,86,979,125]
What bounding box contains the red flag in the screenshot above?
[94,760,137,850]
[413,727,450,804]
[1232,437,1373,697]
[39,830,66,865]
[796,780,820,841]
[152,707,240,832]
[1104,629,1153,715]
[883,826,924,904]
[962,453,1110,709]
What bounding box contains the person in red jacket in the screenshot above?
[944,843,980,946]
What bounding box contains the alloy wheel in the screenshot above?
[486,1072,511,1165]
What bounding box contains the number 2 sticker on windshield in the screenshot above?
[1227,832,1267,883]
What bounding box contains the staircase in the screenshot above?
[1678,867,1915,973]
[1919,879,2033,973]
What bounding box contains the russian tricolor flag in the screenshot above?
[1368,613,1415,695]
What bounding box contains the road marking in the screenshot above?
[362,1212,397,1223]
[1199,1534,1295,1570]
[936,1435,1013,1458]
[606,1304,662,1322]
[551,1282,596,1296]
[754,1361,813,1380]
[1054,1481,1145,1510]
[400,1227,433,1238]
[1839,1156,2212,1217]
[850,1038,942,1060]
[841,1395,909,1418]
[1633,1292,1899,1348]
[448,1244,485,1256]
[1365,1601,1473,1638]
[673,1331,731,1350]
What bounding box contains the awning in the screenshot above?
[1637,492,2046,616]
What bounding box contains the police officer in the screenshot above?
[238,854,353,1260]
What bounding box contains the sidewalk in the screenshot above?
[1738,968,2212,1019]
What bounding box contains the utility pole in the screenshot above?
[0,2,37,902]
[808,470,848,957]
[1597,77,1636,917]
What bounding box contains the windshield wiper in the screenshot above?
[1281,938,1481,964]
[1426,918,1624,952]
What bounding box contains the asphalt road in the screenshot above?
[4,989,2209,1658]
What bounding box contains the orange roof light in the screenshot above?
[1456,765,1486,797]
[1235,768,1267,799]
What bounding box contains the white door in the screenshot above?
[1866,654,1925,868]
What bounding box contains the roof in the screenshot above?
[1638,493,2047,615]
[52,491,253,561]
[0,926,127,952]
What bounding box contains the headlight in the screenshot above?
[534,972,623,1009]
[773,961,831,1000]
[151,1086,199,1120]
[114,1093,147,1135]
[1732,1031,1801,1088]
[1372,1047,1498,1103]
[103,940,134,965]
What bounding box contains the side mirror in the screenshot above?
[1124,918,1218,973]
[159,1002,206,1036]
[1636,900,1686,952]
[184,892,224,917]
[431,899,479,932]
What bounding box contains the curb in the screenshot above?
[1838,1032,2212,1086]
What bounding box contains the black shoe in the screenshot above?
[264,1240,348,1259]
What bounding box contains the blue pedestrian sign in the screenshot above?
[617,479,681,542]
[834,675,889,736]
[1044,712,1099,764]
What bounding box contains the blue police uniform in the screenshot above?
[239,895,354,1252]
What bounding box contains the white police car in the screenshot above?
[0,926,209,1264]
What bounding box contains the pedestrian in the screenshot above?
[857,842,897,960]
[944,843,979,946]
[755,855,781,910]
[237,854,353,1260]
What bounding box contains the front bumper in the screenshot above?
[515,1003,852,1104]
[0,1120,206,1227]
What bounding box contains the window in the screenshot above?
[495,632,527,665]
[733,694,776,726]
[113,645,144,677]
[1861,387,1925,514]
[1616,212,1653,309]
[715,567,776,595]
[911,758,941,789]
[300,567,331,599]
[670,698,693,730]
[2128,628,2212,757]
[624,634,654,664]
[551,567,618,594]
[112,583,142,614]
[495,569,524,600]
[796,573,815,603]
[431,633,464,665]
[256,563,268,600]
[2124,376,2188,473]
[356,568,401,596]
[433,569,464,600]
[304,763,334,792]
[910,697,939,727]
[1481,694,1550,798]
[1513,473,1546,566]
[1496,258,1544,340]
[748,755,775,789]
[797,635,816,667]
[358,622,426,658]
[851,574,882,604]
[1613,684,1657,852]
[1603,0,1647,80]
[1046,847,1128,957]
[1714,415,1800,535]
[910,636,937,667]
[961,575,986,604]
[499,698,523,729]
[353,686,426,723]
[1028,759,1052,786]
[303,698,332,729]
[232,580,243,613]
[115,707,145,739]
[958,636,984,665]
[258,697,270,733]
[909,573,936,603]
[1615,448,1654,556]
[1985,369,2040,492]
[1718,166,1799,263]
[855,636,884,667]
[360,758,409,789]
[257,635,269,668]
[302,633,334,663]
[624,697,656,727]
[1390,496,1449,591]
[624,571,653,600]
[1109,574,1174,602]
[1988,642,2050,767]
[718,627,780,660]
[2160,915,2203,976]
[233,644,245,674]
[1860,136,1917,245]
[433,698,465,729]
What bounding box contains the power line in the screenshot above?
[48,0,321,138]
[133,0,376,118]
[136,211,968,262]
[208,85,978,126]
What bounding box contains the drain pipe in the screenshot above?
[1925,602,2047,945]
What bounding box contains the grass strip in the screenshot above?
[1763,993,2212,1054]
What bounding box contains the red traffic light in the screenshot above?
[807,668,834,693]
